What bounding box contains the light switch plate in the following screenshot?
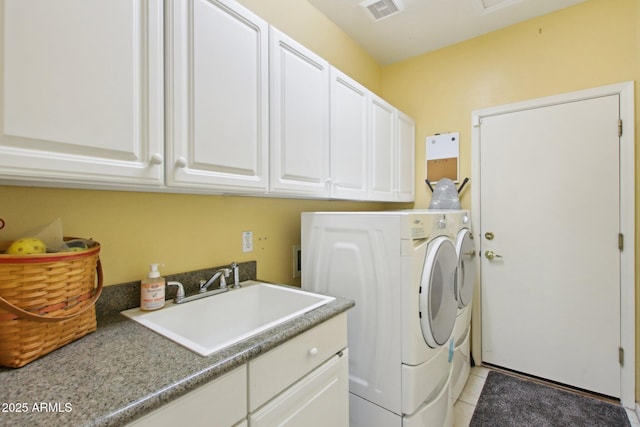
[242,231,253,253]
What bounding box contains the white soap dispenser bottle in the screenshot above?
[140,263,165,311]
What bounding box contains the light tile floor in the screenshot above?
[453,366,640,427]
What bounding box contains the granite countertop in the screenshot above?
[0,283,353,427]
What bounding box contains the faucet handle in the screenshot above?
[167,281,185,303]
[219,268,231,289]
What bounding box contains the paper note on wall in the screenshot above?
[426,132,459,183]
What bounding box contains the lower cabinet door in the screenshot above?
[249,350,349,427]
[127,366,246,427]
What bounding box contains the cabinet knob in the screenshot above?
[149,153,163,165]
[175,157,188,168]
[308,347,319,357]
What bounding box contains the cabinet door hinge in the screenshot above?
[618,233,624,251]
[618,119,623,137]
[619,347,624,366]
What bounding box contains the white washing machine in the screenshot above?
[449,210,476,401]
[301,211,458,427]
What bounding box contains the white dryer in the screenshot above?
[448,210,476,401]
[301,211,458,427]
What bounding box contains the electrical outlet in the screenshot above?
[242,231,253,253]
[292,245,301,278]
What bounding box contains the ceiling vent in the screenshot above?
[474,0,524,14]
[360,0,404,22]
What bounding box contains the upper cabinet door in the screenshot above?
[330,68,369,200]
[396,110,415,202]
[166,0,269,193]
[0,0,164,188]
[269,27,330,197]
[369,95,396,201]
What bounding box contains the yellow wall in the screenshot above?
[0,187,389,286]
[382,0,639,210]
[0,0,386,287]
[380,0,639,403]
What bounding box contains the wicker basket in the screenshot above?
[0,238,103,368]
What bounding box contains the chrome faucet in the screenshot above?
[166,263,241,305]
[200,268,230,293]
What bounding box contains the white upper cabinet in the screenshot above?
[396,110,415,202]
[369,95,416,202]
[166,0,269,193]
[329,67,369,200]
[0,0,414,201]
[0,0,164,188]
[369,95,396,201]
[269,27,331,197]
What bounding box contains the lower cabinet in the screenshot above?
[127,313,348,427]
[249,350,348,426]
[128,365,247,427]
[248,313,348,426]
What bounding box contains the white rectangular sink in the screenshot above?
[122,282,334,356]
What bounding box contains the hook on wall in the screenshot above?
[457,177,469,194]
[424,179,434,193]
[425,177,469,194]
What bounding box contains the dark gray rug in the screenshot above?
[470,371,631,427]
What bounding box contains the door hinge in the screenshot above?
[618,119,623,137]
[618,233,624,251]
[619,347,624,366]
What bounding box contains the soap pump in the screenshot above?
[140,263,166,311]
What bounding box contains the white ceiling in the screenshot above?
[307,0,588,65]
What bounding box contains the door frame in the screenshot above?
[470,81,635,408]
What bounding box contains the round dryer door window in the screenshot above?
[456,228,476,308]
[419,236,458,348]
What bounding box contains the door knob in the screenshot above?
[485,250,502,260]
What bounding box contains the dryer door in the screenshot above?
[419,236,458,348]
[456,228,476,308]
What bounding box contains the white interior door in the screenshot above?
[477,94,622,397]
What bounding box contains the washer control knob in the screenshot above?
[308,347,319,357]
